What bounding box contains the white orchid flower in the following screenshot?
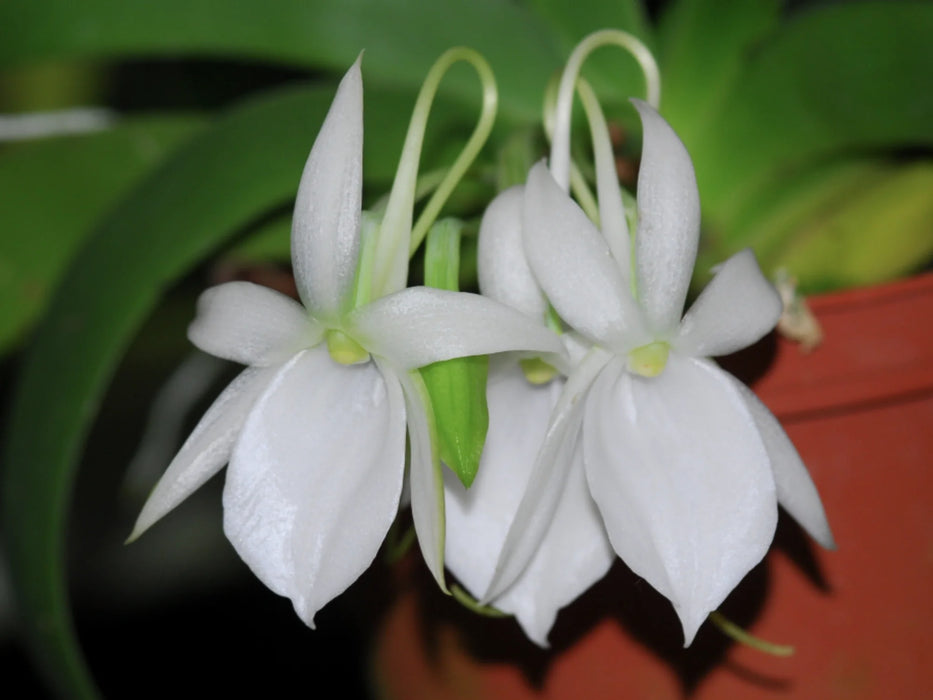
[485,96,835,646]
[443,187,614,646]
[129,59,562,627]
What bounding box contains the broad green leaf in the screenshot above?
[657,0,781,145]
[690,2,933,225]
[223,212,292,263]
[770,160,933,293]
[696,157,933,293]
[0,0,561,121]
[0,117,204,354]
[420,219,489,488]
[0,83,346,700]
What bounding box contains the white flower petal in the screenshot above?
[129,364,278,541]
[499,440,614,647]
[631,99,701,335]
[291,59,364,320]
[676,250,782,357]
[583,354,777,646]
[348,286,564,370]
[393,366,447,591]
[523,162,647,350]
[581,82,631,283]
[187,281,322,366]
[223,346,406,627]
[447,362,614,647]
[477,185,548,319]
[729,378,836,550]
[445,362,564,601]
[483,348,612,602]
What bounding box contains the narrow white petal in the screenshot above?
[676,250,782,357]
[223,346,406,626]
[729,378,836,549]
[448,364,614,646]
[129,365,278,540]
[187,282,322,366]
[499,443,615,647]
[483,348,612,602]
[394,365,447,591]
[445,361,564,600]
[583,354,777,646]
[291,59,363,319]
[631,99,701,335]
[348,287,564,370]
[523,162,647,350]
[447,362,614,647]
[477,186,548,319]
[580,81,631,283]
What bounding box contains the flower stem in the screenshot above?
[708,611,795,657]
[550,29,660,192]
[409,50,497,256]
[541,74,599,223]
[451,584,510,618]
[371,47,497,301]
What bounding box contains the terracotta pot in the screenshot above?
[371,273,933,699]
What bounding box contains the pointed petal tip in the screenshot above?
[125,506,157,545]
[293,598,318,629]
[814,522,837,551]
[677,608,708,648]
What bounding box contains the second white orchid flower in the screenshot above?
[483,36,834,646]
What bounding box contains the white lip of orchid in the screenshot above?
[130,55,564,629]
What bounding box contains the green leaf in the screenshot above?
[0,116,204,355]
[223,212,292,263]
[769,159,933,293]
[697,157,933,293]
[690,2,933,226]
[657,0,782,146]
[420,219,489,488]
[0,83,344,699]
[0,0,561,121]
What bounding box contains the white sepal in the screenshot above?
[477,185,548,319]
[676,250,782,357]
[582,82,631,283]
[631,99,701,336]
[483,348,612,602]
[447,363,613,646]
[445,363,563,601]
[523,162,647,350]
[394,365,448,591]
[291,59,364,320]
[500,440,614,647]
[729,378,836,550]
[129,364,278,541]
[349,286,563,370]
[223,347,406,626]
[188,281,321,366]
